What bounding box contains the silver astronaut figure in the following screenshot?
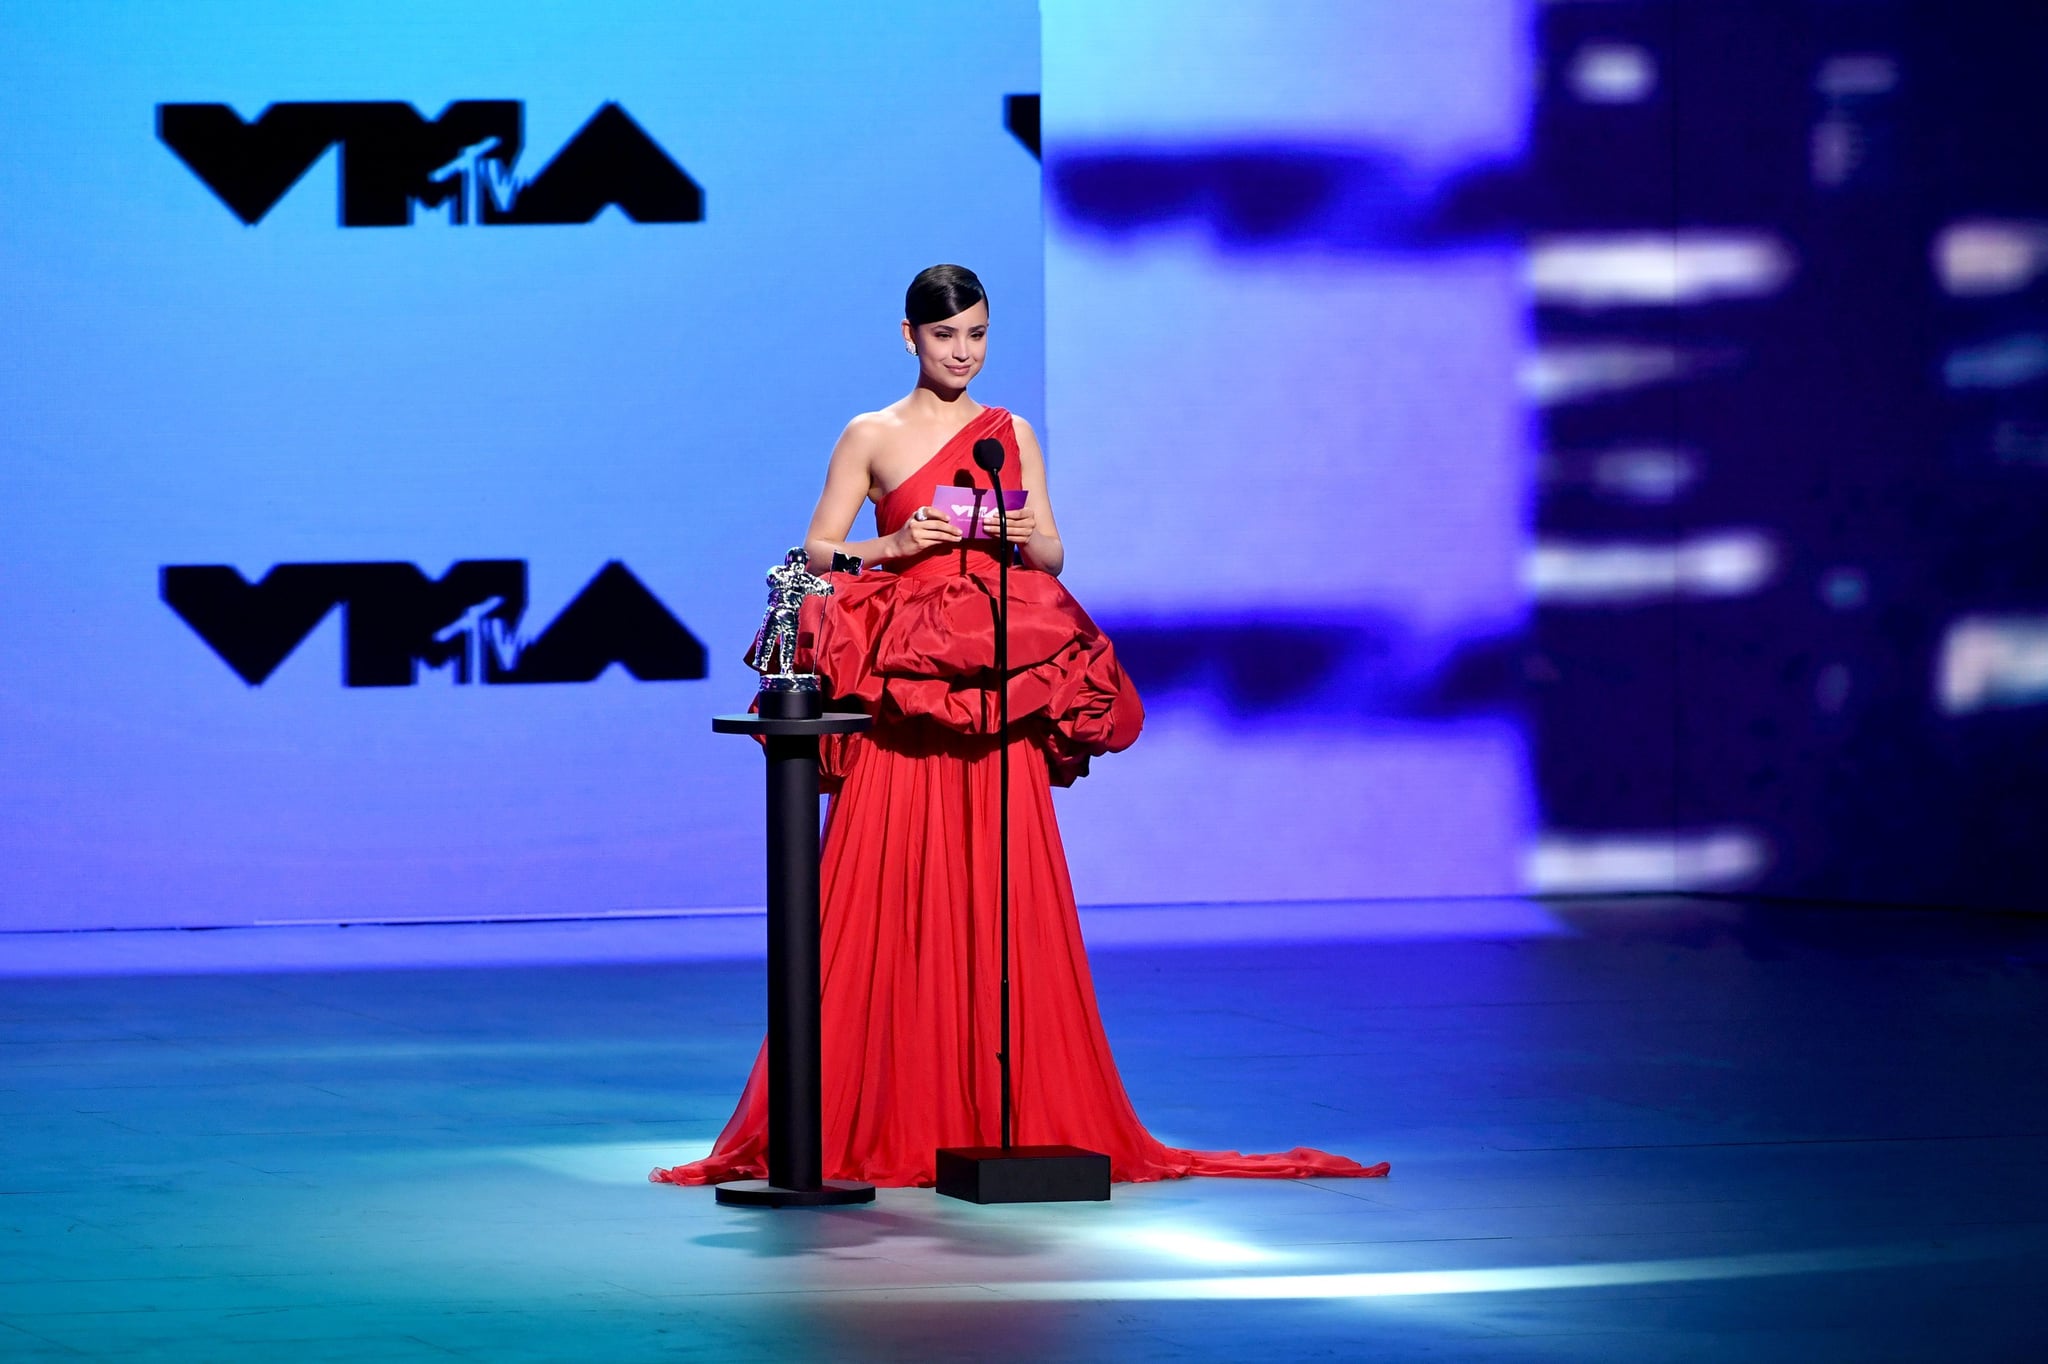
[749,547,835,691]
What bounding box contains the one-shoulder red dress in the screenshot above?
[652,406,1388,1187]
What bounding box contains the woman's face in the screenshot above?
[904,300,988,392]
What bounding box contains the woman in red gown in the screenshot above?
[652,266,1387,1188]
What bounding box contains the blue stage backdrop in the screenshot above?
[9,2,2047,935]
[0,1,1041,930]
[1044,0,2048,914]
[1043,0,1538,906]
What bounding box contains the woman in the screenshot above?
[652,265,1387,1187]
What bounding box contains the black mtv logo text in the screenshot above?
[161,560,706,687]
[157,101,703,227]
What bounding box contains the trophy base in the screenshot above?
[756,684,822,721]
[758,674,822,695]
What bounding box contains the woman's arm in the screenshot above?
[802,416,961,573]
[1003,416,1065,577]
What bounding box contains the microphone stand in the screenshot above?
[933,439,1110,1205]
[993,477,1013,1152]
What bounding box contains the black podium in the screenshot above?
[710,689,876,1209]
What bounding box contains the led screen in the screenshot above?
[8,0,2046,935]
[1043,0,1538,904]
[0,0,1042,929]
[1043,0,2048,913]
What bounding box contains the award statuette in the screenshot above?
[748,548,833,699]
[712,548,873,1208]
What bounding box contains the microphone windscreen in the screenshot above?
[972,437,1006,474]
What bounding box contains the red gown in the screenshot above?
[652,406,1388,1187]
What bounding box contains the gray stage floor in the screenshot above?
[3,898,2045,1362]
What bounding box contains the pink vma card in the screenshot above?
[932,484,1028,538]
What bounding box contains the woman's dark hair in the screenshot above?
[905,264,987,327]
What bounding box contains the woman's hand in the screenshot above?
[886,507,964,560]
[980,505,1037,544]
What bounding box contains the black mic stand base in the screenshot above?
[934,1144,1112,1204]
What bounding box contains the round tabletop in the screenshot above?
[712,713,873,736]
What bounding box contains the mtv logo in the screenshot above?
[161,560,706,687]
[157,101,703,227]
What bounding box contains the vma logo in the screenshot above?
[157,101,702,227]
[162,560,706,687]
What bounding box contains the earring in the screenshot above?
[905,345,916,355]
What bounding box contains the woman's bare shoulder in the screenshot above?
[1009,413,1044,463]
[834,408,898,456]
[842,404,913,442]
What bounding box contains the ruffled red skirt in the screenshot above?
[651,545,1387,1187]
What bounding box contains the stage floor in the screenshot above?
[3,897,2044,1362]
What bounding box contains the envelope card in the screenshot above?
[933,484,1029,538]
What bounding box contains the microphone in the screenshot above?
[972,439,1010,551]
[973,437,1006,478]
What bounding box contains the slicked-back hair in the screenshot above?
[905,264,987,327]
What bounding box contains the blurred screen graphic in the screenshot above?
[1043,0,1538,905]
[1044,0,2048,913]
[5,0,2046,937]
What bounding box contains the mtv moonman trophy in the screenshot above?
[710,548,872,1208]
[748,548,831,700]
